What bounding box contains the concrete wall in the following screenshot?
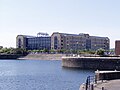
[95,71,120,80]
[0,54,23,59]
[62,57,120,70]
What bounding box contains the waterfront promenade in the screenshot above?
[94,79,120,90]
[80,70,120,90]
[80,80,120,90]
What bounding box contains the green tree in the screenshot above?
[50,49,56,53]
[57,49,66,53]
[13,48,28,55]
[96,48,105,56]
[43,49,49,53]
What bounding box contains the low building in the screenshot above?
[115,40,120,55]
[16,33,51,50]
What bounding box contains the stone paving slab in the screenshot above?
[94,79,120,90]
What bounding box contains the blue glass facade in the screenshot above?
[26,37,51,50]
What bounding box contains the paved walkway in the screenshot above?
[94,79,120,90]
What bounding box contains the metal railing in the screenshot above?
[85,76,97,90]
[85,75,105,90]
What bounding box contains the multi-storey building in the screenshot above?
[115,40,120,55]
[16,33,51,50]
[16,35,28,49]
[16,32,110,51]
[51,32,109,51]
[90,36,109,50]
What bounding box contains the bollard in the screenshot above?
[102,87,104,90]
[79,83,85,90]
[91,84,94,90]
[95,75,97,84]
[86,77,89,90]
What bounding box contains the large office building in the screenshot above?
[16,33,51,50]
[16,32,110,51]
[51,32,109,51]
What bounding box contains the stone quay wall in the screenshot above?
[95,71,120,80]
[62,57,120,70]
[0,54,23,59]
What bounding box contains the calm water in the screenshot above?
[0,60,94,90]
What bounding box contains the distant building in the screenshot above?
[16,35,28,49]
[16,32,110,51]
[51,32,109,51]
[16,33,51,50]
[115,40,120,55]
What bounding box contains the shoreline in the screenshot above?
[18,53,66,60]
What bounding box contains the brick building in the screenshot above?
[16,32,110,51]
[51,32,109,51]
[115,40,120,55]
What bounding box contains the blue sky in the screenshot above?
[0,0,120,48]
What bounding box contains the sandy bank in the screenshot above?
[19,54,66,60]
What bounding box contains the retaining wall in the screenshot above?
[62,57,120,70]
[0,54,23,59]
[95,71,120,80]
